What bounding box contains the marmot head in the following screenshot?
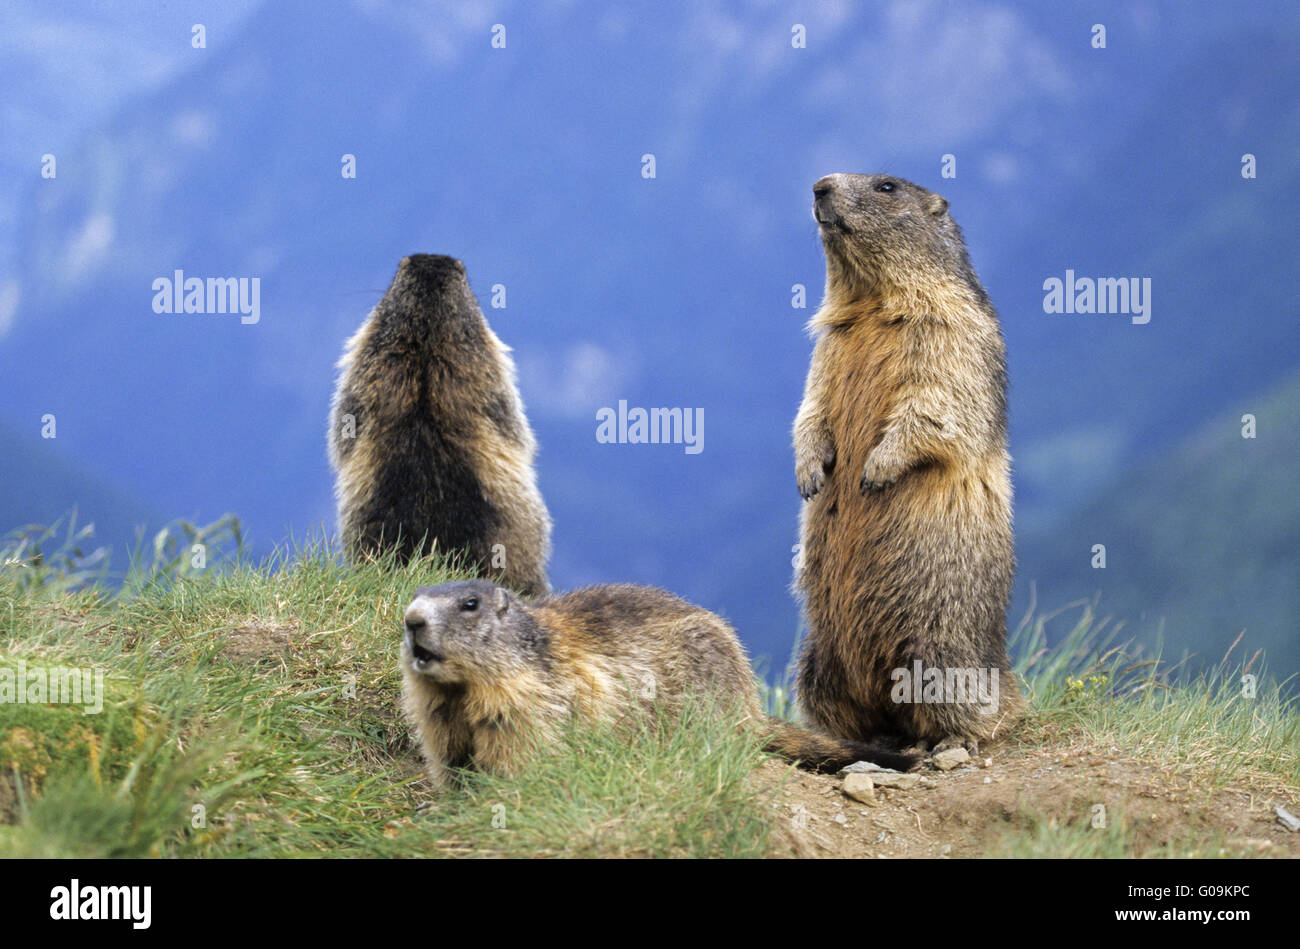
[372,253,485,342]
[402,580,546,686]
[391,253,467,297]
[812,173,970,301]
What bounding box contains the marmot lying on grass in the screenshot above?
[399,580,920,786]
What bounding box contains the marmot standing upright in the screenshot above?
[794,173,1023,751]
[399,580,919,786]
[329,254,551,596]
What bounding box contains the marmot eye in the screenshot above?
[461,598,479,612]
[876,181,896,193]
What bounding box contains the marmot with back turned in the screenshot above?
[399,579,919,786]
[329,254,551,596]
[794,173,1023,752]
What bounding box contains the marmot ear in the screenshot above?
[924,193,949,217]
[494,586,510,617]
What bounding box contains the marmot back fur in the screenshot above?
[794,173,1023,751]
[329,254,551,596]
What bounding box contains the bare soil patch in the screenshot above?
[762,743,1300,858]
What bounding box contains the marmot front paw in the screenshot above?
[860,445,905,493]
[796,442,836,500]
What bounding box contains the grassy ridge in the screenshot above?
[0,518,1295,858]
[1011,595,1299,793]
[0,520,777,857]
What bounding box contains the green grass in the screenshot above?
[386,699,775,858]
[0,516,1296,858]
[986,806,1256,859]
[1010,593,1300,793]
[0,517,779,858]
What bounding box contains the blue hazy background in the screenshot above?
[2,1,1297,680]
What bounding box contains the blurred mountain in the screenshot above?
[0,419,162,561]
[1017,368,1300,679]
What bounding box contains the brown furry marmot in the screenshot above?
[328,254,551,596]
[793,173,1023,752]
[399,579,919,786]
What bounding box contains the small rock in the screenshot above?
[868,771,920,790]
[839,760,898,775]
[843,773,876,804]
[832,812,848,825]
[984,757,994,768]
[983,776,992,784]
[939,844,952,856]
[1276,805,1300,832]
[932,748,970,771]
[918,776,937,789]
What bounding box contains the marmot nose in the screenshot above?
[813,176,837,199]
[404,609,427,635]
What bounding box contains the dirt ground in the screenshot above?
[760,743,1300,858]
